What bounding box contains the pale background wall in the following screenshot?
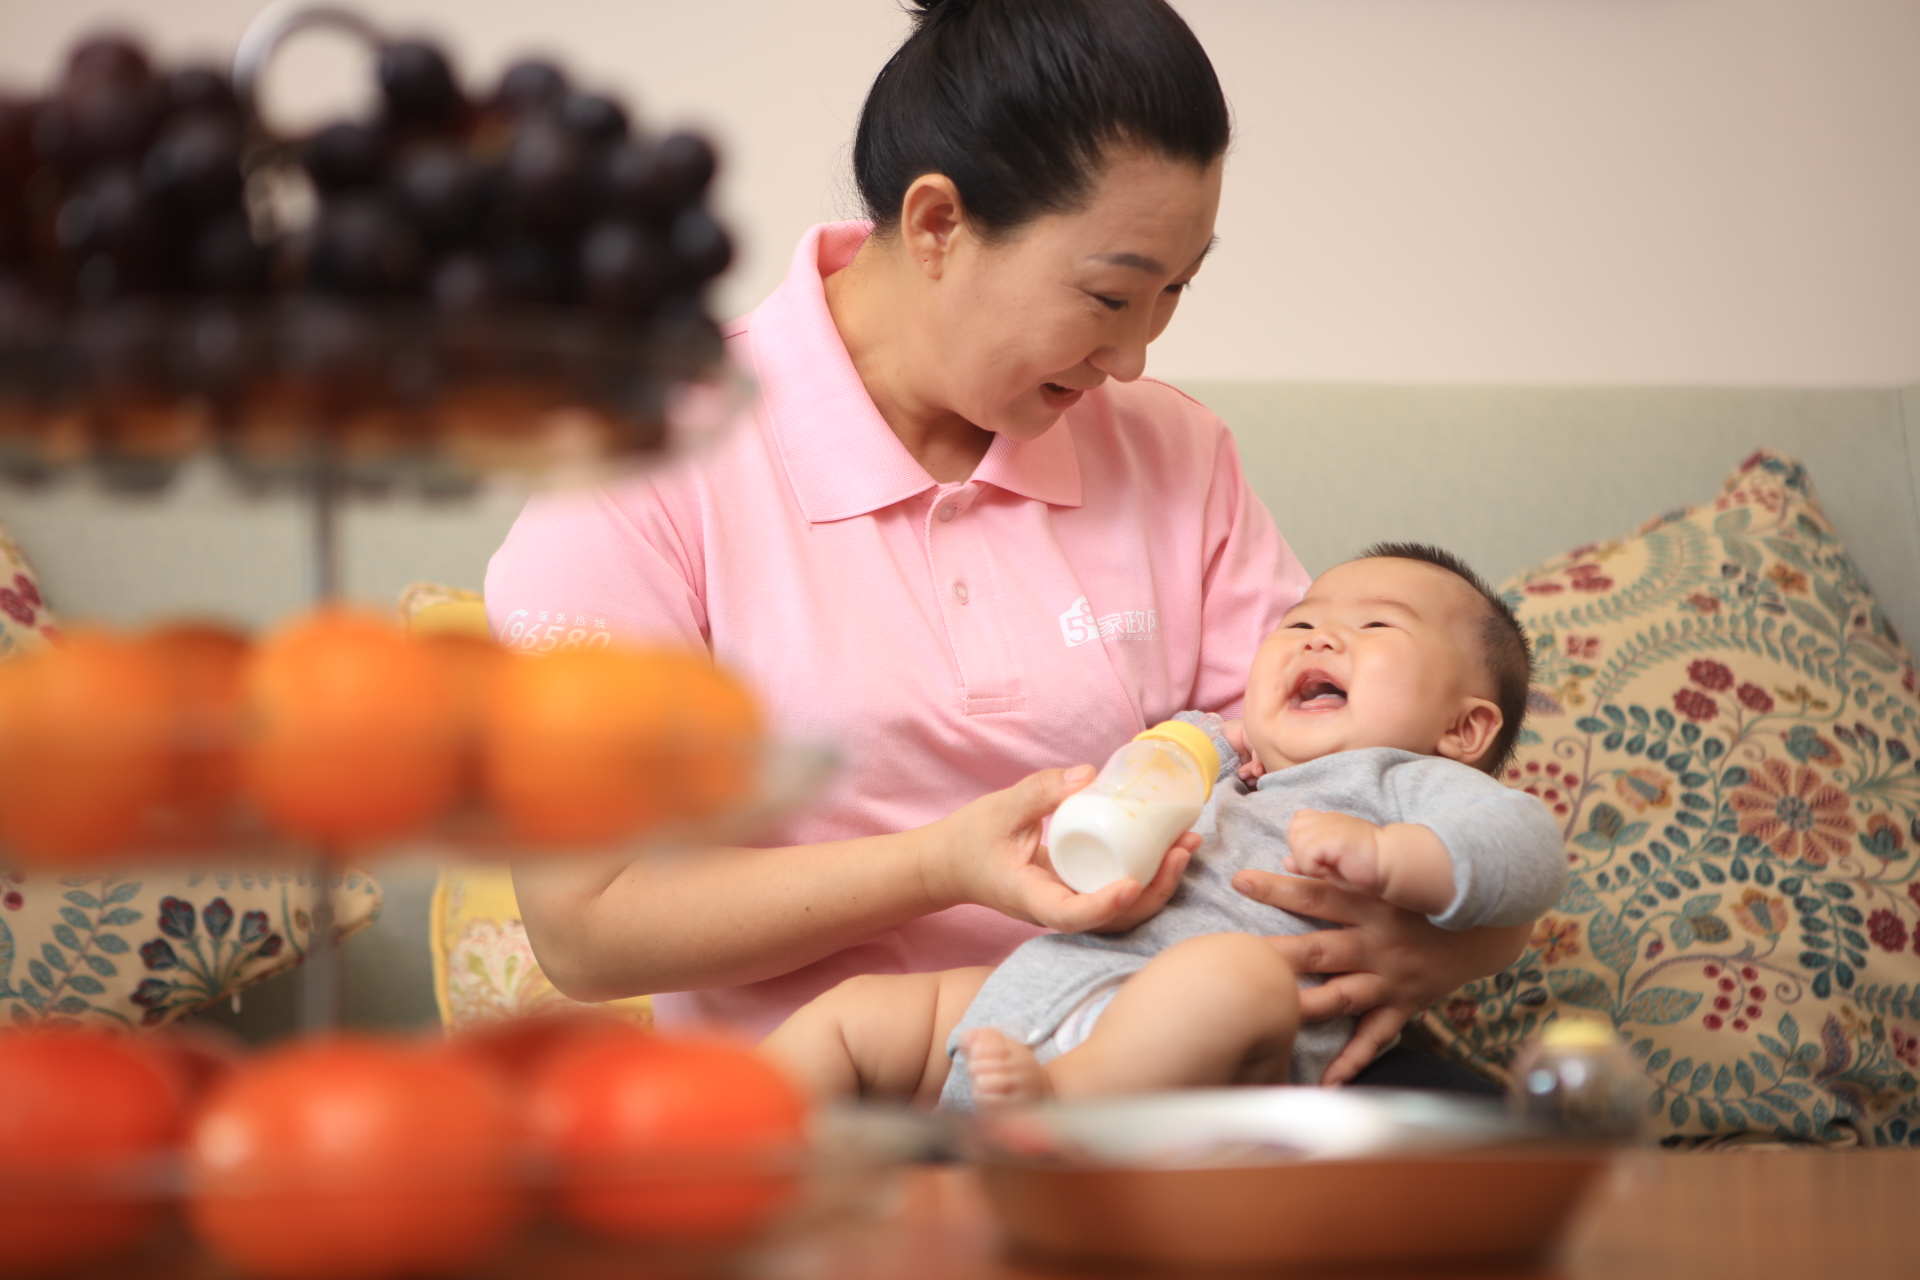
[2,0,1916,387]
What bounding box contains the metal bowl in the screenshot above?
[965,1088,1608,1271]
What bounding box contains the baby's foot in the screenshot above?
[963,1028,1052,1107]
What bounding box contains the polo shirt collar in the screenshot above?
[747,221,1083,523]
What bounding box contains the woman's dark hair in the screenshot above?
[854,0,1230,239]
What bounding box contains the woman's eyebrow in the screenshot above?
[1086,238,1218,276]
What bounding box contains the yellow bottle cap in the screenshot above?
[1133,720,1222,800]
[1541,1017,1617,1049]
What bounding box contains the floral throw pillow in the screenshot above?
[1425,451,1920,1148]
[1,868,381,1029]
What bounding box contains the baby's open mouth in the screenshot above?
[1290,670,1347,710]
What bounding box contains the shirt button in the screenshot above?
[953,582,970,605]
[937,503,957,522]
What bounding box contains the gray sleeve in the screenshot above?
[1386,758,1568,931]
[1173,710,1242,785]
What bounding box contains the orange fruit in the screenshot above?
[0,631,171,864]
[481,646,760,848]
[0,1028,185,1275]
[187,1036,526,1280]
[528,1028,808,1243]
[415,632,508,804]
[445,1011,632,1084]
[141,622,250,849]
[242,609,458,847]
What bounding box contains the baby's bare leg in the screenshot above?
[759,966,993,1109]
[1044,933,1301,1099]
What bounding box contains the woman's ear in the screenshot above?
[898,173,966,279]
[1437,698,1503,770]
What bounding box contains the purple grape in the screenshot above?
[491,59,568,116]
[33,79,162,172]
[388,143,485,247]
[189,211,267,294]
[56,163,158,266]
[578,220,670,312]
[64,34,152,93]
[430,252,492,312]
[649,131,716,209]
[488,236,569,304]
[307,196,424,296]
[142,113,243,221]
[302,122,388,193]
[501,118,586,237]
[0,97,35,188]
[560,92,627,146]
[378,40,465,131]
[162,66,238,120]
[668,206,731,282]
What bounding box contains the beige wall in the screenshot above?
[3,0,1916,386]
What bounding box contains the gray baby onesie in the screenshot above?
[939,742,1567,1111]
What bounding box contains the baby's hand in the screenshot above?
[1283,810,1387,894]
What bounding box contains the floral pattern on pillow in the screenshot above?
[1426,451,1920,1148]
[0,867,381,1030]
[0,525,58,658]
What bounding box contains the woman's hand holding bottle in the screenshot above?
[924,766,1195,934]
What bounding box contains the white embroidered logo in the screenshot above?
[503,608,614,654]
[1059,597,1099,647]
[1059,596,1156,648]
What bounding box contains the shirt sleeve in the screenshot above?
[1189,425,1311,719]
[1387,757,1569,931]
[483,472,709,652]
[1172,710,1244,785]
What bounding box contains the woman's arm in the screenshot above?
[1231,869,1530,1085]
[516,766,1194,1002]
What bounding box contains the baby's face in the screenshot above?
[1243,557,1501,772]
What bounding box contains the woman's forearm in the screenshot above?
[513,826,956,1002]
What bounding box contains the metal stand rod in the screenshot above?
[298,432,342,1035]
[296,865,341,1035]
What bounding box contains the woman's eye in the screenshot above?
[1164,281,1190,296]
[1095,295,1127,312]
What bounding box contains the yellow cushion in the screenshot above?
[430,865,651,1029]
[403,581,650,1030]
[1428,452,1920,1148]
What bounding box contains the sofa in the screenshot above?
[5,380,1917,1139]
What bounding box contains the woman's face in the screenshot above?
[928,151,1223,441]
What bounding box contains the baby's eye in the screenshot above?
[1286,621,1313,630]
[1362,621,1390,629]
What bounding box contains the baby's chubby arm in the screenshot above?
[1283,811,1456,918]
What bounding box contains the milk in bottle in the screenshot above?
[1048,720,1220,894]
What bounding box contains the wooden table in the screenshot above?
[757,1152,1914,1279]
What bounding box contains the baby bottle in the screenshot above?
[1048,720,1220,894]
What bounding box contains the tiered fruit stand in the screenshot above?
[0,8,922,1278]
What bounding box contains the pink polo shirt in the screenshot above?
[485,221,1309,1037]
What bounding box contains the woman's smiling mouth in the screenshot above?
[1040,382,1085,410]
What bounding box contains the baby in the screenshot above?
[761,544,1567,1109]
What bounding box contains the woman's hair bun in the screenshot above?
[856,0,1227,237]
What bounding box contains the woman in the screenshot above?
[491,0,1525,1083]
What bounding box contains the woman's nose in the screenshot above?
[1090,324,1151,383]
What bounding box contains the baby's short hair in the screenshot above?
[1356,542,1533,776]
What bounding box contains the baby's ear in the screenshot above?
[1437,699,1503,769]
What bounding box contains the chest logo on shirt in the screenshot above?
[1059,596,1158,648]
